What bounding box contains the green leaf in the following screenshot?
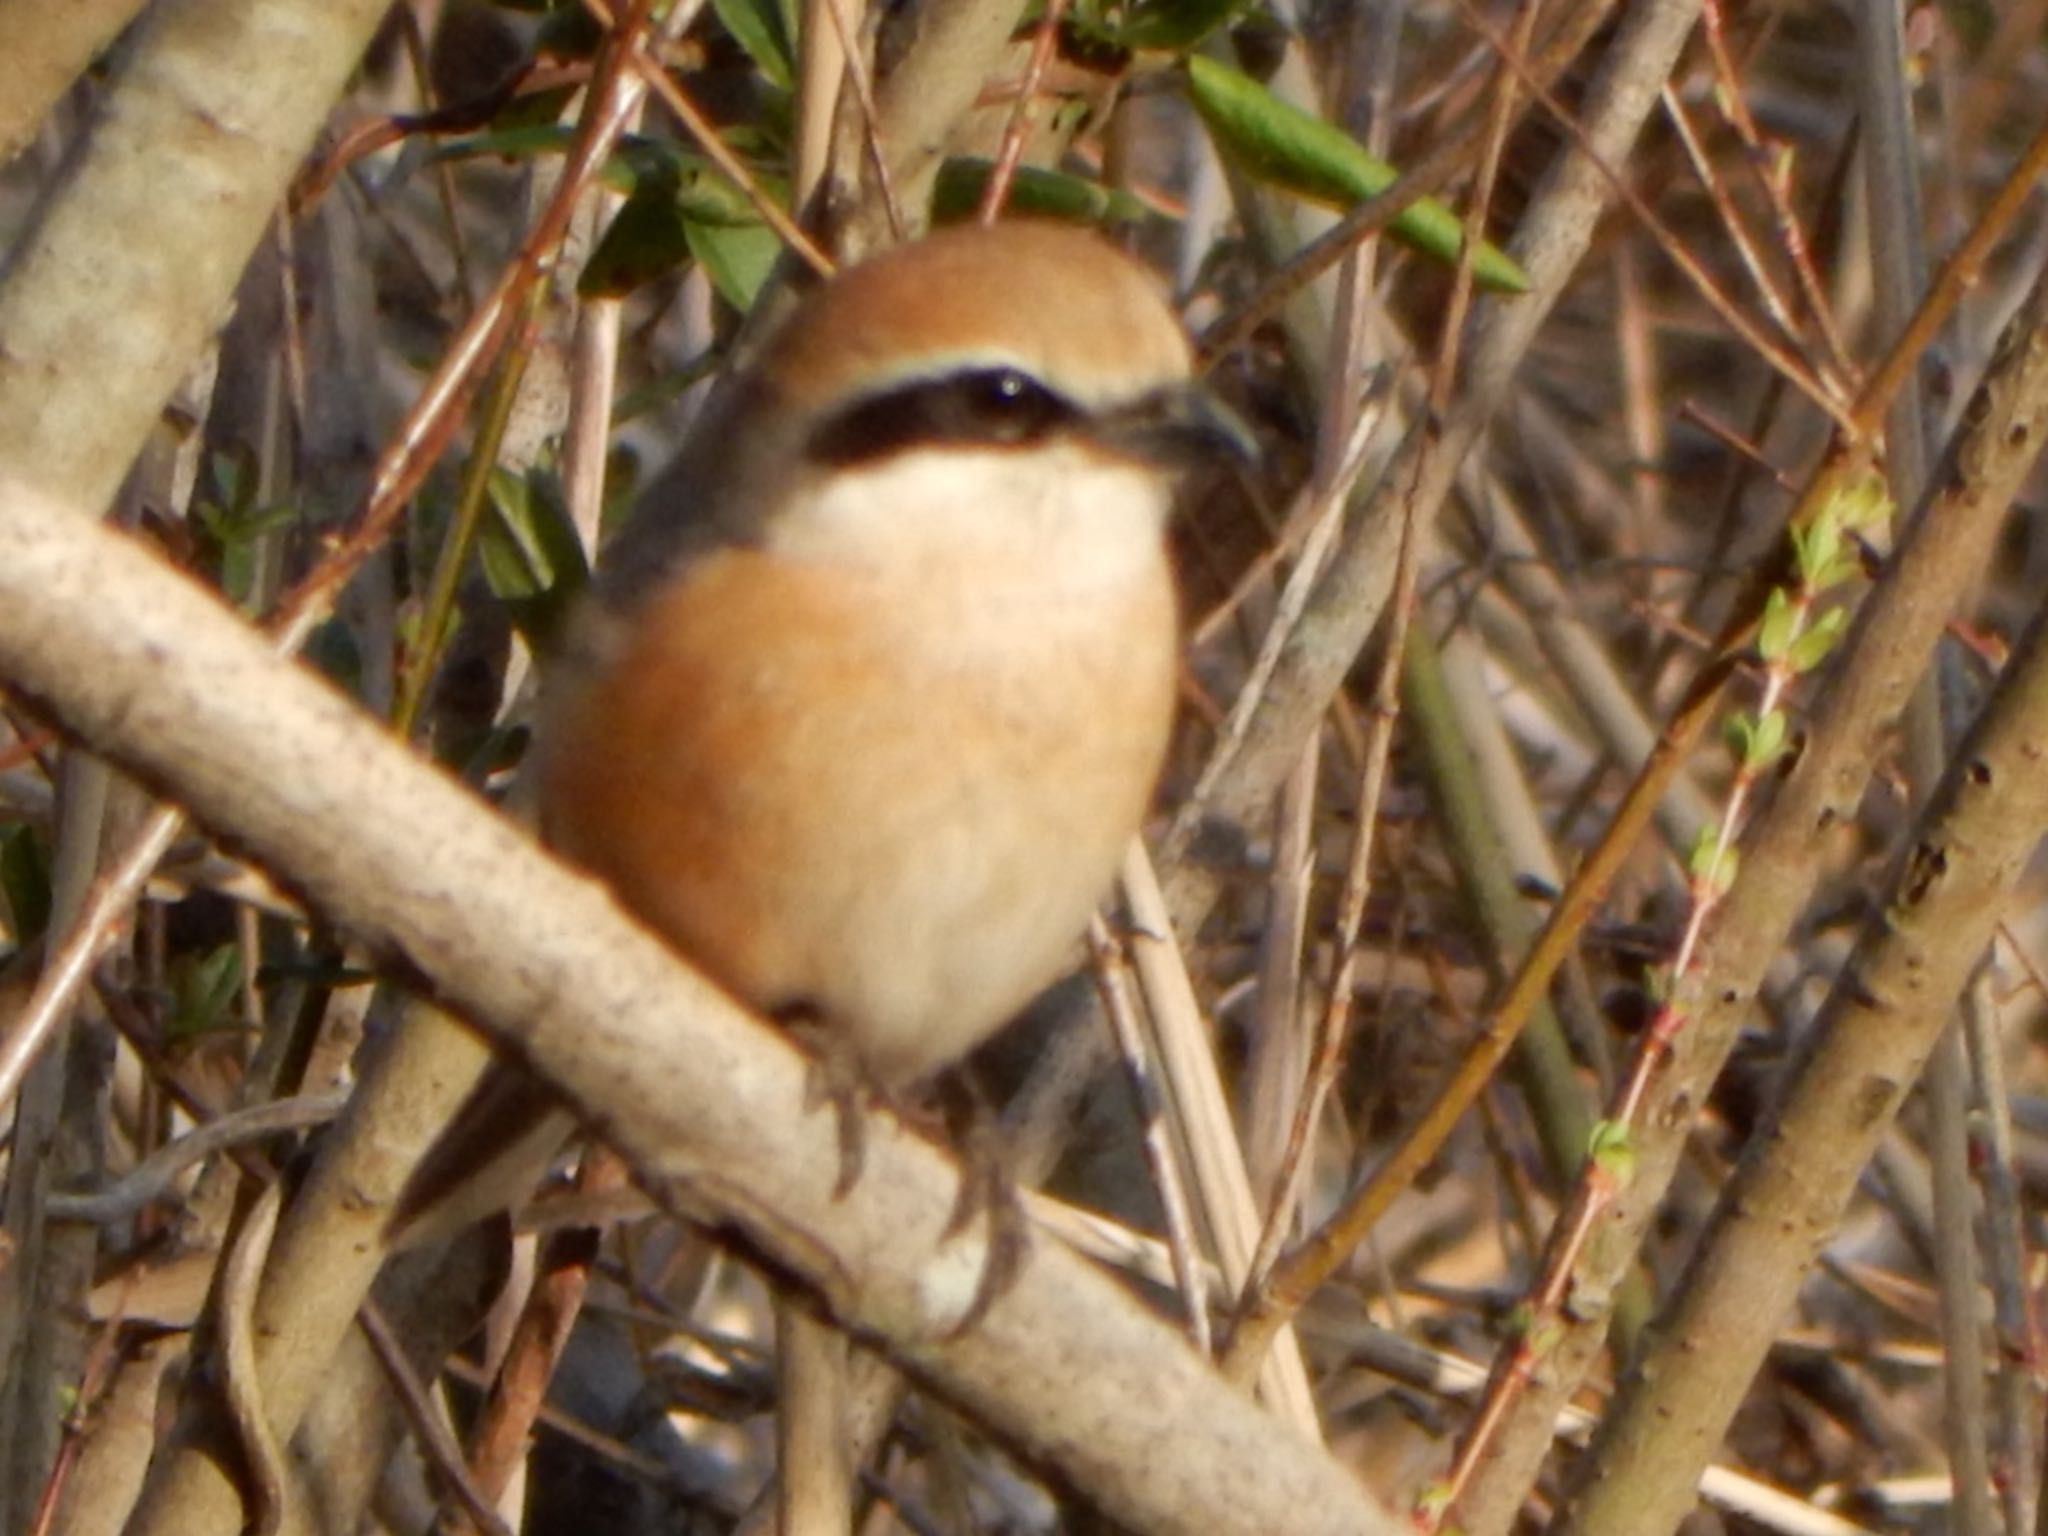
[169,944,244,1042]
[1588,1119,1638,1185]
[1687,825,1735,893]
[581,176,695,296]
[1725,712,1756,761]
[714,0,795,90]
[584,146,785,299]
[586,155,783,297]
[672,163,776,227]
[1711,844,1738,892]
[1413,1483,1456,1528]
[932,158,1156,226]
[1787,604,1849,674]
[1756,586,1799,663]
[1643,965,1674,1005]
[1791,513,1843,591]
[1828,467,1893,535]
[1753,708,1789,767]
[613,141,777,222]
[193,459,302,611]
[262,951,375,989]
[1726,708,1789,773]
[685,216,781,310]
[1686,824,1718,881]
[429,122,579,170]
[479,467,591,652]
[1184,56,1529,294]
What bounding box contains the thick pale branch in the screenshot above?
[0,0,390,511]
[0,0,149,162]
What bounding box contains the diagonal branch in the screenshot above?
[1553,564,2048,1536]
[1446,206,2048,1536]
[0,476,1405,1536]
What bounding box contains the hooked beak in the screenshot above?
[1090,381,1260,471]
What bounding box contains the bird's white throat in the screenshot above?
[769,440,1175,599]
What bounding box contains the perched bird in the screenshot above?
[399,223,1238,1248]
[538,220,1237,1098]
[397,219,1241,1535]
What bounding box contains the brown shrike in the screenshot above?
[399,224,1240,1528]
[541,220,1237,1094]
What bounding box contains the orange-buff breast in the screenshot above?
[538,540,1177,1089]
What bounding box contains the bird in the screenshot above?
[398,224,1242,1249]
[395,219,1243,1535]
[536,219,1240,1103]
[395,222,1228,1523]
[545,219,1244,1530]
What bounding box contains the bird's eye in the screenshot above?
[808,366,1080,465]
[956,368,1070,438]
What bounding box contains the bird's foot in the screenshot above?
[937,1077,1033,1335]
[779,1005,889,1199]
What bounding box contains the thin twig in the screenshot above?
[279,0,692,651]
[1454,0,1853,432]
[47,1091,348,1227]
[1087,916,1211,1354]
[219,1181,289,1536]
[976,0,1068,223]
[630,54,836,277]
[0,804,184,1113]
[358,1303,518,1536]
[816,0,905,241]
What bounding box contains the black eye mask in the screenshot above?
[806,367,1082,465]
